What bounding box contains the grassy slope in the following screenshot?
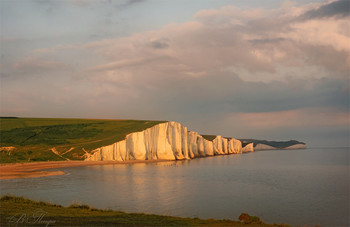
[0,118,165,163]
[239,139,305,148]
[0,196,288,227]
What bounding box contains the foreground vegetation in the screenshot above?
[0,195,289,226]
[0,117,164,163]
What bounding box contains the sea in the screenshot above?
[1,148,349,226]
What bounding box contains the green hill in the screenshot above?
[239,139,305,148]
[201,135,304,148]
[0,118,164,163]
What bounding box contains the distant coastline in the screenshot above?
[253,143,307,151]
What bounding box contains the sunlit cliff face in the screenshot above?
[85,121,250,161]
[1,0,349,147]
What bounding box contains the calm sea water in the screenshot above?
[1,148,349,226]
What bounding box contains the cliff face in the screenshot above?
[284,144,307,149]
[85,121,248,161]
[240,139,306,149]
[242,143,254,153]
[254,143,277,151]
[254,143,307,151]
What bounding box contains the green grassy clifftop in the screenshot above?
[0,118,164,163]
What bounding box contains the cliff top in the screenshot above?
[201,135,305,148]
[0,117,165,163]
[240,139,305,148]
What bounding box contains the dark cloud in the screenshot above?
[144,73,349,115]
[33,0,60,14]
[149,39,169,49]
[300,44,350,73]
[8,57,71,76]
[2,70,348,147]
[116,0,146,10]
[300,0,350,20]
[248,38,286,45]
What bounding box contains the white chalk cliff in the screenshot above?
[284,144,307,150]
[254,143,307,151]
[241,143,254,153]
[85,121,252,161]
[254,143,278,151]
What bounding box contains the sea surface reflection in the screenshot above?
[1,148,349,226]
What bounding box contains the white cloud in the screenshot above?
[59,0,346,84]
[1,1,349,146]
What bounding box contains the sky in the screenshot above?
[0,0,349,147]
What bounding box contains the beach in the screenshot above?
[0,160,169,180]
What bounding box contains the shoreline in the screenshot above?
[0,159,173,180]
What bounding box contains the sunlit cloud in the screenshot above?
[1,0,348,147]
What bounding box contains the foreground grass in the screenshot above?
[0,118,165,163]
[0,195,289,227]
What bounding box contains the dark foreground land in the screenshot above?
[0,196,290,227]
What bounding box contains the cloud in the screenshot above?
[300,0,350,20]
[115,0,146,10]
[149,38,169,49]
[87,58,164,72]
[67,2,348,82]
[248,38,286,45]
[21,1,348,112]
[34,0,90,8]
[213,107,349,146]
[2,1,349,146]
[235,107,349,128]
[11,57,70,75]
